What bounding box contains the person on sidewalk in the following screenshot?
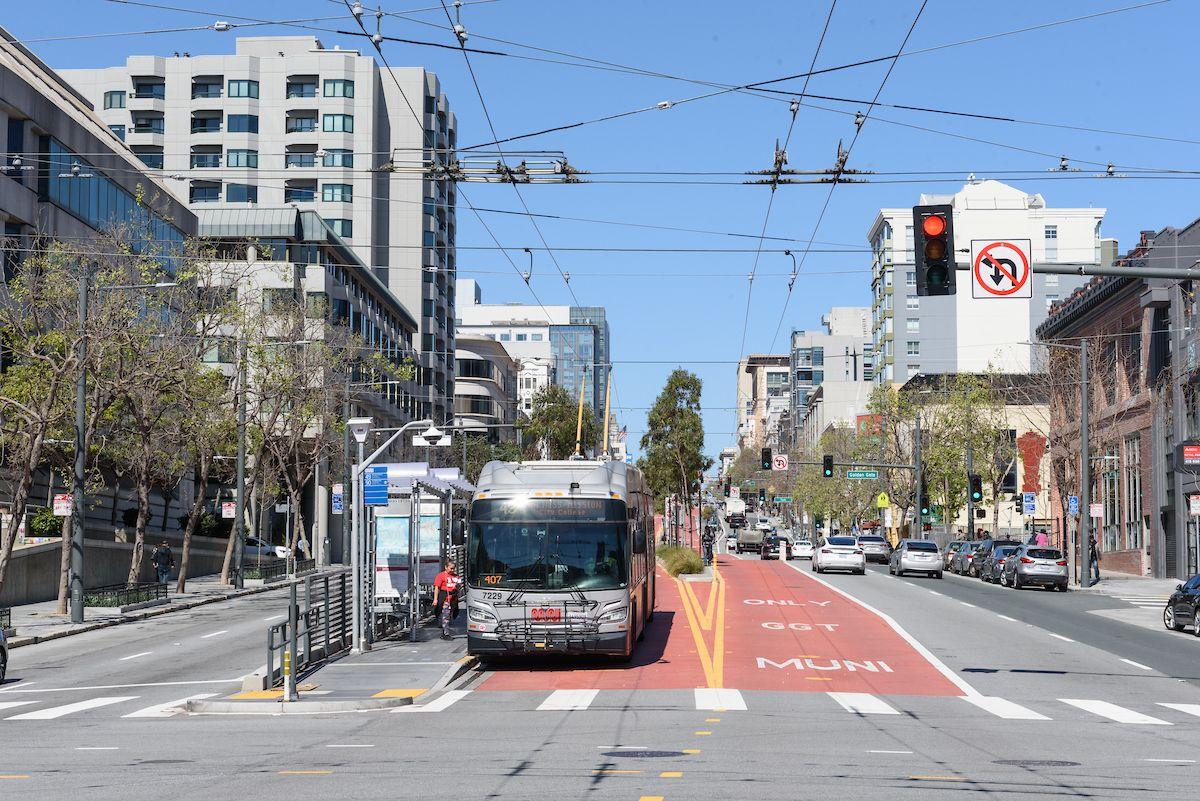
[1089,534,1101,582]
[432,562,461,640]
[151,540,175,585]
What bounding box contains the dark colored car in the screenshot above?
[760,535,790,561]
[950,542,980,575]
[1164,574,1200,633]
[943,540,969,570]
[979,545,1020,583]
[962,538,1022,578]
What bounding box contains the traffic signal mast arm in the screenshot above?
[806,459,916,471]
[952,260,1200,280]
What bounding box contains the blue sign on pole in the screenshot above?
[363,465,390,506]
[625,455,633,464]
[1068,495,1080,515]
[1022,492,1036,515]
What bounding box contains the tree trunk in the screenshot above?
[160,484,173,531]
[177,454,210,593]
[0,437,45,596]
[56,511,71,614]
[290,486,305,555]
[127,466,152,583]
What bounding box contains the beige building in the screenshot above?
[454,335,519,444]
[735,354,790,450]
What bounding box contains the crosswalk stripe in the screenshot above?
[0,702,36,712]
[827,692,899,715]
[960,695,1050,720]
[537,689,598,711]
[1157,703,1200,718]
[694,688,746,711]
[121,693,217,718]
[1059,699,1172,725]
[6,696,139,720]
[407,690,472,713]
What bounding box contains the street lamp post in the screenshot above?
[232,338,248,589]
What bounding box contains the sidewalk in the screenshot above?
[1075,572,1179,598]
[5,571,324,648]
[188,614,473,714]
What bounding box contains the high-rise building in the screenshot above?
[61,36,457,422]
[868,180,1103,385]
[787,307,872,449]
[455,280,611,424]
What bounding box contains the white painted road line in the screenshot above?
[959,602,976,608]
[7,696,139,720]
[1059,699,1172,725]
[1047,633,1075,643]
[200,630,228,639]
[122,693,217,718]
[263,615,285,622]
[827,693,899,716]
[119,652,152,661]
[927,590,944,596]
[0,701,36,712]
[406,690,472,713]
[694,688,747,711]
[1157,703,1200,718]
[326,744,375,748]
[1144,758,1197,763]
[537,689,598,711]
[996,615,1018,622]
[960,695,1050,721]
[0,679,242,694]
[1121,658,1153,671]
[868,750,913,754]
[75,747,119,751]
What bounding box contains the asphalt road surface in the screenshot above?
[3,538,1199,800]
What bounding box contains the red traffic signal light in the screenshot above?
[921,213,946,237]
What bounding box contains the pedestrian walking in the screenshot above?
[432,562,462,640]
[1089,534,1101,582]
[151,540,175,585]
[1035,529,1049,547]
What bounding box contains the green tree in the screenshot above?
[638,370,712,518]
[461,434,523,484]
[520,384,601,460]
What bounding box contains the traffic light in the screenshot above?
[761,447,772,471]
[913,204,956,296]
[822,454,834,478]
[968,473,983,503]
[724,478,731,496]
[758,488,766,504]
[1014,495,1024,514]
[919,483,931,517]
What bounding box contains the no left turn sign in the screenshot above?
[771,454,789,472]
[971,239,1032,299]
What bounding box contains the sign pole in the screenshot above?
[965,443,975,537]
[913,412,923,538]
[1079,341,1093,588]
[351,440,365,653]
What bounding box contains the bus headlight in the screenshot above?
[598,606,628,623]
[468,607,497,623]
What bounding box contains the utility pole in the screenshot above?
[1079,340,1092,588]
[233,338,247,589]
[70,265,89,624]
[913,413,923,539]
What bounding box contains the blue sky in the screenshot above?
[8,0,1196,461]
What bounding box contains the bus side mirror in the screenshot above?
[633,527,647,554]
[452,519,466,546]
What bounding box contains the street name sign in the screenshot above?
[847,470,879,480]
[971,239,1032,299]
[363,465,390,506]
[771,454,789,471]
[773,496,792,503]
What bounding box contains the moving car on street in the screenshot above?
[856,534,892,564]
[755,516,773,533]
[760,535,789,561]
[979,544,1020,583]
[1165,574,1200,633]
[736,527,765,554]
[889,539,943,578]
[1000,545,1069,591]
[793,539,815,560]
[812,535,866,575]
[725,533,738,550]
[725,497,747,529]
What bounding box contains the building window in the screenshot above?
[284,183,315,203]
[286,114,318,133]
[132,81,165,99]
[226,183,258,203]
[132,114,165,134]
[906,318,919,333]
[322,183,352,202]
[531,333,543,341]
[1124,435,1142,550]
[324,218,353,238]
[1046,274,1059,287]
[262,287,296,315]
[190,149,221,168]
[324,79,355,98]
[905,271,916,287]
[227,149,258,168]
[1124,328,1142,391]
[285,151,316,168]
[906,296,919,310]
[228,114,259,133]
[322,113,354,133]
[906,340,920,357]
[1044,225,1058,240]
[499,333,511,342]
[1045,224,1058,261]
[516,333,527,341]
[907,364,921,375]
[103,90,126,109]
[228,79,259,99]
[286,80,317,99]
[323,148,353,167]
[1045,294,1059,310]
[133,149,163,169]
[108,124,125,141]
[189,183,220,203]
[192,81,222,99]
[1101,443,1120,552]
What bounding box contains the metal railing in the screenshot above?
[293,558,317,576]
[244,561,289,582]
[266,572,350,689]
[82,581,168,608]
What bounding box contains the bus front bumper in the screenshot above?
[468,629,629,656]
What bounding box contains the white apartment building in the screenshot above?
[735,354,790,451]
[798,380,873,455]
[61,36,457,423]
[788,307,873,449]
[868,180,1104,385]
[454,335,518,444]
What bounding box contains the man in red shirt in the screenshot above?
[433,562,461,640]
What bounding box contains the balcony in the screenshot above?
[285,115,318,134]
[286,83,318,99]
[190,153,221,168]
[285,153,316,168]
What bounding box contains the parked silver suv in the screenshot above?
[1000,544,1069,591]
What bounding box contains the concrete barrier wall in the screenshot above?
[0,532,232,607]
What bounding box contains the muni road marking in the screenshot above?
[960,695,1049,720]
[537,689,598,711]
[122,693,217,718]
[827,692,899,715]
[7,696,139,720]
[1059,699,1171,725]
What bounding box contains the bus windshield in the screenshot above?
[468,498,629,591]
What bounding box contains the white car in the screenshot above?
[793,539,815,560]
[755,517,773,533]
[242,536,289,559]
[811,535,866,575]
[725,534,738,550]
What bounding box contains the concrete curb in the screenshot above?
[7,572,339,649]
[419,654,480,700]
[185,696,414,715]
